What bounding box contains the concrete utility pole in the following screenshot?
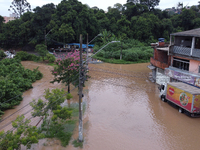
[78,34,83,142]
[86,33,89,70]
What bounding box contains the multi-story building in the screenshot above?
[3,13,17,23]
[149,28,200,88]
[165,28,200,88]
[148,41,171,85]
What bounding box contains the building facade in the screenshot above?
[166,28,200,88]
[149,42,171,85]
[3,13,17,23]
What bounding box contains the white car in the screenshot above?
[4,51,15,59]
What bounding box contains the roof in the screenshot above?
[171,28,200,37]
[168,82,200,95]
[157,47,169,51]
[67,43,95,48]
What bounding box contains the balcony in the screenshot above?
[150,57,169,70]
[171,46,200,58]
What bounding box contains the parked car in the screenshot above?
[4,51,15,59]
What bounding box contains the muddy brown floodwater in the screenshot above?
[1,61,200,150]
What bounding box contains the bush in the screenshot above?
[15,51,41,61]
[35,44,48,61]
[45,53,55,63]
[112,51,120,59]
[94,39,153,63]
[0,59,43,114]
[124,51,139,61]
[0,50,6,59]
[14,51,29,60]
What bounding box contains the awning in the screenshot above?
[165,66,200,88]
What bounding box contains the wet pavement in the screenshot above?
[1,61,200,150]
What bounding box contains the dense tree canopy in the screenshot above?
[0,0,200,49]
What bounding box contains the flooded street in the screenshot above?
[1,61,200,150]
[0,61,65,132]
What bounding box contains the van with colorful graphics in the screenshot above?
[159,82,200,117]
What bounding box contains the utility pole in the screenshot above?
[86,33,89,70]
[78,34,83,142]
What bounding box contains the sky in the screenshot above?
[0,0,199,17]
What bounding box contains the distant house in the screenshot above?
[3,13,17,23]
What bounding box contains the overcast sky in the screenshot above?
[0,0,199,17]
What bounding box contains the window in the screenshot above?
[173,57,189,71]
[199,66,200,73]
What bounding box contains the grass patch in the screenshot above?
[48,63,57,67]
[92,56,150,64]
[72,139,83,148]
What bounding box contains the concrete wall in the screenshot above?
[189,59,200,73]
[3,16,16,23]
[156,68,170,85]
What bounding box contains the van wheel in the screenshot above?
[161,96,167,102]
[178,108,183,113]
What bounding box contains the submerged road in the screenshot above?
[1,61,200,150]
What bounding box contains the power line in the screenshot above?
[0,71,81,128]
[0,80,48,106]
[0,85,79,139]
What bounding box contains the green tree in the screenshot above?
[30,88,69,117]
[58,24,75,47]
[35,44,48,61]
[140,0,160,10]
[116,16,131,37]
[181,9,195,30]
[0,115,44,150]
[0,50,6,60]
[0,16,4,33]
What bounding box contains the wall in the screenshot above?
[171,56,200,74]
[156,68,170,85]
[189,59,200,73]
[3,16,16,23]
[153,48,169,64]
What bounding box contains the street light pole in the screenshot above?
[84,41,120,64]
[78,40,120,142]
[45,28,53,47]
[86,33,102,69]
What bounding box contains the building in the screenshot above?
[165,28,200,88]
[3,13,17,23]
[148,40,171,85]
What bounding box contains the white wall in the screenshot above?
[156,68,170,85]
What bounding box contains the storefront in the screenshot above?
[165,66,200,88]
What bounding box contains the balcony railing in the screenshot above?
[193,49,200,57]
[150,57,169,70]
[172,46,200,58]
